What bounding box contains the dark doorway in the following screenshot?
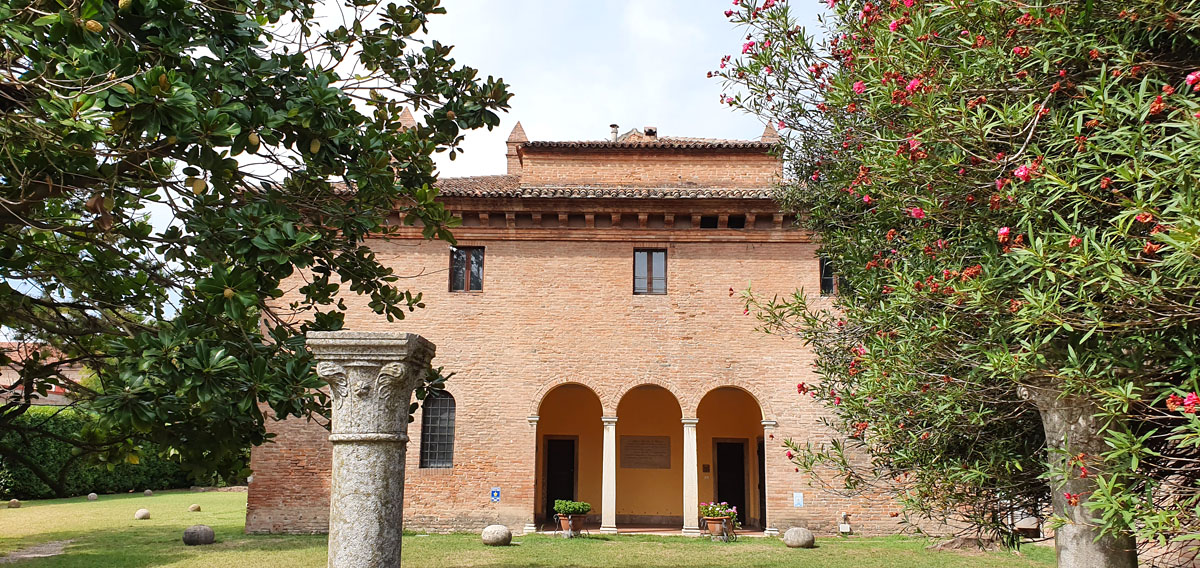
[714,440,748,526]
[544,438,577,521]
[757,438,766,529]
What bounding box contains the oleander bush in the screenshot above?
[718,1,1200,565]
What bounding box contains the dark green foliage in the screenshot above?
[0,0,509,491]
[0,407,188,499]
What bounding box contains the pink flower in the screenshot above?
[906,78,921,92]
[811,170,820,181]
[853,81,865,94]
[889,19,901,32]
[1013,46,1030,58]
[1013,164,1032,182]
[742,41,756,54]
[1187,70,1200,91]
[777,119,786,129]
[903,0,914,6]
[960,29,969,36]
[1068,235,1082,248]
[826,0,836,7]
[997,226,1010,241]
[863,195,872,204]
[1136,212,1154,223]
[1185,393,1200,407]
[724,9,734,17]
[910,207,926,219]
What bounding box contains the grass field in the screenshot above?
[0,491,1055,567]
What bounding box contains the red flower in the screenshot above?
[997,226,1011,243]
[1013,164,1032,182]
[1136,212,1154,223]
[1068,235,1082,248]
[909,207,926,219]
[1167,394,1185,412]
[1064,492,1080,506]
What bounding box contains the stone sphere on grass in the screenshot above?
[481,524,512,546]
[783,527,815,549]
[143,489,154,497]
[183,525,215,546]
[7,499,19,508]
[87,493,98,501]
[134,508,150,520]
[188,504,202,512]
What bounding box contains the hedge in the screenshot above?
[0,407,190,500]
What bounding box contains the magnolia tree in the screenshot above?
[718,1,1200,566]
[0,0,507,492]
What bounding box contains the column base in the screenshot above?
[598,526,619,535]
[522,523,538,535]
[764,527,780,537]
[682,527,702,536]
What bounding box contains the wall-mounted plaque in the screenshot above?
[620,436,671,469]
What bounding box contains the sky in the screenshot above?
[425,0,826,178]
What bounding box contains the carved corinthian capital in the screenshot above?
[316,361,350,408]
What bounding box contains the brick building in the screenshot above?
[245,122,902,536]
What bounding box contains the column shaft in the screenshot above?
[600,416,618,533]
[682,418,700,535]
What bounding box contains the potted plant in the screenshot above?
[553,499,591,537]
[699,502,740,539]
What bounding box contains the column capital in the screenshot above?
[681,417,699,426]
[601,416,619,425]
[527,415,540,427]
[761,419,778,429]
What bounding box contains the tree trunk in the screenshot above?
[1029,385,1137,568]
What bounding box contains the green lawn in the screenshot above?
[0,491,1055,567]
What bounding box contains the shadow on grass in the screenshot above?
[6,527,324,568]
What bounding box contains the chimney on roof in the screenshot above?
[610,124,619,142]
[643,126,658,140]
[506,121,527,176]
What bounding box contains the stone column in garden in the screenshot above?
[308,331,436,568]
[682,418,700,535]
[600,416,618,534]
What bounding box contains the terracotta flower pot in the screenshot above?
[558,514,584,537]
[704,516,731,536]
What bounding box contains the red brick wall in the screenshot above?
[518,149,780,188]
[246,232,908,536]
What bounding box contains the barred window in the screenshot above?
[419,393,456,468]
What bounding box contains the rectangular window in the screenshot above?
[634,249,667,295]
[449,247,484,292]
[819,256,836,296]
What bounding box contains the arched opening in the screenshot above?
[615,384,683,528]
[697,387,766,529]
[535,384,603,527]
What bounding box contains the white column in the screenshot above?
[761,420,779,536]
[600,416,619,534]
[524,415,540,535]
[682,417,700,535]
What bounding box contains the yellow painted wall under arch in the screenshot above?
[535,384,603,522]
[615,385,683,522]
[697,387,765,527]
